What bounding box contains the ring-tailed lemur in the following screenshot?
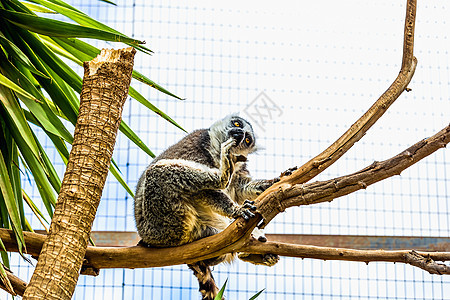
[134,115,279,300]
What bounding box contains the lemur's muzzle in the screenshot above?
[229,128,245,144]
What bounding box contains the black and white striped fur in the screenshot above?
[134,115,278,299]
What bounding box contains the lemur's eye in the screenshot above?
[233,120,242,127]
[245,137,251,144]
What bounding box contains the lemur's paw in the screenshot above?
[221,138,236,154]
[238,253,280,266]
[243,199,256,209]
[234,200,257,220]
[281,166,298,177]
[262,253,280,266]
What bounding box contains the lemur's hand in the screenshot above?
[233,200,257,220]
[219,138,236,188]
[229,127,245,145]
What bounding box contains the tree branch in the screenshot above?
[404,250,450,275]
[0,267,26,297]
[257,0,417,226]
[240,240,450,275]
[286,0,416,185]
[0,123,448,275]
[4,2,448,298]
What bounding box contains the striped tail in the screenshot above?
[188,261,222,300]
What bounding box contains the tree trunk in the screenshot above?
[23,47,136,300]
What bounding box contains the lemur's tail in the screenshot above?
[188,261,222,300]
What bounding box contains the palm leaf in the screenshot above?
[0,0,183,241]
[110,162,134,197]
[27,0,152,54]
[214,279,228,300]
[249,289,265,300]
[0,8,144,45]
[0,147,25,253]
[61,37,183,101]
[129,86,185,133]
[132,70,183,100]
[0,57,74,143]
[7,28,80,123]
[24,110,70,164]
[0,254,14,295]
[21,2,56,13]
[0,96,57,217]
[0,31,48,78]
[37,37,179,156]
[23,191,49,232]
[25,108,135,197]
[0,82,42,163]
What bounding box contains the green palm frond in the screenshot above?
[0,0,183,276]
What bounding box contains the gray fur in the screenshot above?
[134,115,278,299]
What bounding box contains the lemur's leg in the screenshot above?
[187,224,230,300]
[194,190,257,220]
[187,261,221,300]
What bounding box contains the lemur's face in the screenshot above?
[227,116,256,156]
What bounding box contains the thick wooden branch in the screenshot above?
[0,122,448,292]
[0,124,448,275]
[240,240,450,275]
[0,267,26,296]
[1,219,450,273]
[0,217,258,269]
[4,2,447,297]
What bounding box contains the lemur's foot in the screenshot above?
[137,240,151,247]
[254,179,279,195]
[238,253,280,266]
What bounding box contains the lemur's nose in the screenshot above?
[229,128,244,144]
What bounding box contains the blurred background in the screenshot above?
[5,0,450,299]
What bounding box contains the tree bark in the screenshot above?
[22,48,135,300]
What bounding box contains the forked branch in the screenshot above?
[1,123,448,272]
[240,240,450,275]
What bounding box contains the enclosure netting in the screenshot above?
[4,0,450,299]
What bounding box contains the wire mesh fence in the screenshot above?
[3,0,449,299]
